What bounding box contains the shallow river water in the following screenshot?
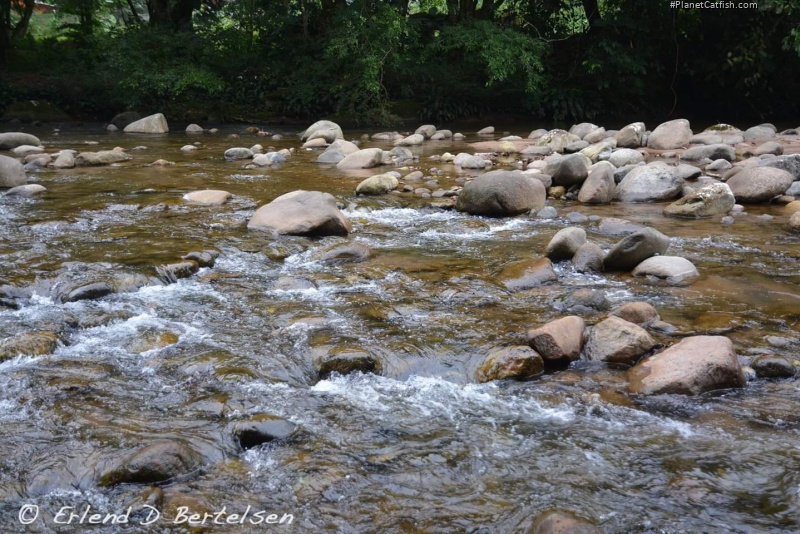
[0,125,798,533]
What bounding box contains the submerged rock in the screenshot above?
[476,345,544,382]
[75,150,132,166]
[529,510,601,534]
[609,302,660,325]
[230,415,297,449]
[751,354,796,379]
[315,242,371,264]
[4,184,45,198]
[545,227,586,261]
[98,440,200,486]
[317,346,382,378]
[0,331,59,362]
[500,258,557,291]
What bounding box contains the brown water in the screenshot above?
[0,126,799,533]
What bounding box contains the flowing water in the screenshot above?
[0,126,798,533]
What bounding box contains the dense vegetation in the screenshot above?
[1,0,800,124]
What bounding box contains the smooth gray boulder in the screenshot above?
[616,164,683,202]
[0,132,41,150]
[123,113,169,134]
[572,242,605,273]
[632,256,699,282]
[4,184,45,197]
[455,170,546,217]
[578,161,616,204]
[336,148,384,170]
[726,167,794,203]
[756,154,800,180]
[682,144,735,161]
[414,125,436,139]
[75,150,132,166]
[545,227,586,261]
[615,122,646,148]
[224,147,254,160]
[0,155,26,188]
[585,316,655,366]
[604,227,670,271]
[647,119,692,149]
[394,134,425,146]
[301,120,343,143]
[608,148,644,167]
[543,153,590,187]
[247,190,351,236]
[356,173,399,195]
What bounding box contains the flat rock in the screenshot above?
[682,143,735,161]
[500,257,557,291]
[75,150,132,166]
[663,182,735,218]
[751,354,796,379]
[726,166,794,203]
[5,184,46,197]
[616,164,683,202]
[183,190,232,205]
[0,132,41,150]
[224,147,254,160]
[337,148,384,169]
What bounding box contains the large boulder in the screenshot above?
[52,150,75,169]
[0,154,26,188]
[394,134,425,146]
[756,154,800,180]
[356,173,398,195]
[577,161,616,204]
[414,124,436,139]
[647,119,692,149]
[123,113,169,134]
[608,148,644,167]
[536,129,581,152]
[585,316,655,365]
[526,316,585,364]
[628,336,746,395]
[663,182,735,218]
[0,132,41,150]
[300,120,343,143]
[455,170,546,217]
[545,228,586,261]
[572,242,605,273]
[542,153,590,187]
[500,258,557,291]
[615,164,683,202]
[110,111,141,129]
[74,150,132,166]
[603,227,670,271]
[743,125,775,141]
[615,122,646,148]
[726,167,794,203]
[476,346,544,382]
[569,122,599,140]
[632,256,699,283]
[336,148,384,170]
[247,190,351,236]
[609,302,660,325]
[454,153,490,169]
[682,143,735,161]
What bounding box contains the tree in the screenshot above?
[0,0,35,63]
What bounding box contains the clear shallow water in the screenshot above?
[0,125,798,533]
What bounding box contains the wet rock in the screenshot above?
[751,354,796,379]
[300,120,343,143]
[356,173,399,195]
[536,206,558,219]
[124,113,169,134]
[682,143,735,161]
[565,212,588,223]
[726,166,794,203]
[4,184,46,198]
[12,144,44,156]
[394,133,425,146]
[545,227,586,261]
[543,153,590,187]
[224,147,254,160]
[0,331,59,362]
[476,345,544,382]
[477,126,495,135]
[252,152,286,166]
[557,288,610,313]
[615,122,646,148]
[0,132,41,150]
[577,161,616,204]
[663,182,735,218]
[607,148,643,167]
[317,149,345,164]
[569,122,598,140]
[129,331,179,353]
[98,440,200,486]
[706,159,732,172]
[536,129,581,152]
[615,164,683,202]
[454,153,490,169]
[315,242,371,264]
[75,150,132,166]
[609,302,660,325]
[230,415,297,449]
[248,190,351,237]
[182,190,232,205]
[0,154,26,188]
[529,510,601,534]
[743,125,775,141]
[185,123,204,133]
[52,150,76,169]
[66,282,114,302]
[182,250,218,268]
[572,242,605,273]
[415,124,436,139]
[388,146,414,165]
[336,148,384,169]
[526,316,585,364]
[790,211,800,232]
[632,256,699,283]
[585,316,655,365]
[603,227,670,271]
[156,261,199,283]
[647,119,692,149]
[500,258,557,291]
[317,346,382,378]
[455,170,546,217]
[596,217,644,236]
[756,153,800,180]
[628,336,745,395]
[272,276,316,291]
[302,138,328,149]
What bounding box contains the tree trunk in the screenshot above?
[581,0,601,30]
[11,0,33,42]
[147,0,198,30]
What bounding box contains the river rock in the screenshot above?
[743,125,775,141]
[545,228,586,261]
[584,128,608,144]
[182,250,218,268]
[609,302,660,325]
[387,146,413,165]
[0,155,27,188]
[585,316,655,365]
[433,129,453,140]
[230,415,297,449]
[337,148,383,169]
[756,154,800,180]
[317,346,381,378]
[529,510,601,534]
[647,119,692,149]
[316,242,371,264]
[536,129,581,152]
[754,141,783,156]
[185,123,204,133]
[477,126,495,135]
[248,190,351,237]
[0,132,41,150]
[98,440,200,486]
[455,170,546,216]
[726,167,794,203]
[0,331,59,361]
[123,113,169,134]
[415,124,436,139]
[356,173,398,195]
[183,190,232,205]
[579,140,615,162]
[682,144,735,161]
[372,131,402,141]
[328,139,359,155]
[394,134,425,146]
[156,261,199,283]
[224,147,254,160]
[500,258,557,291]
[556,288,609,313]
[526,316,585,364]
[604,227,670,271]
[608,148,643,167]
[52,151,75,169]
[705,159,732,172]
[572,242,605,273]
[317,149,345,164]
[476,345,544,382]
[74,150,132,166]
[564,140,589,153]
[5,184,46,198]
[12,144,43,157]
[791,211,800,232]
[663,182,735,218]
[597,217,644,236]
[301,120,343,143]
[628,336,745,395]
[543,153,589,187]
[302,138,328,149]
[615,164,683,202]
[615,122,645,148]
[751,354,796,379]
[569,123,598,140]
[577,161,616,204]
[454,153,490,169]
